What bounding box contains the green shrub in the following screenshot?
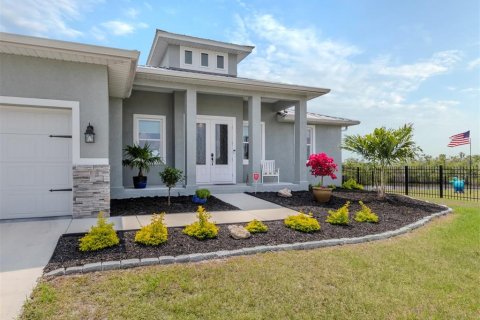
[79,212,119,252]
[245,219,268,233]
[183,206,218,240]
[327,184,337,189]
[342,178,364,190]
[354,201,379,223]
[326,201,350,225]
[195,188,211,199]
[135,213,168,245]
[284,212,320,233]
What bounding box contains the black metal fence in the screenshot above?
[342,165,480,201]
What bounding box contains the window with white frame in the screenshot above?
[216,55,225,69]
[184,50,192,64]
[306,125,315,159]
[201,53,209,67]
[133,114,166,161]
[242,121,265,165]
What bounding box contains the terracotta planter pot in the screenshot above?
[312,187,333,203]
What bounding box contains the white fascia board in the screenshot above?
[276,113,360,126]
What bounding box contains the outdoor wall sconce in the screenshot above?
[84,123,95,143]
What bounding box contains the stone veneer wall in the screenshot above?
[73,165,110,218]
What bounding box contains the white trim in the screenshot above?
[242,121,265,165]
[196,115,236,184]
[133,114,167,162]
[307,125,316,157]
[0,96,108,165]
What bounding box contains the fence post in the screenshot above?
[356,167,360,184]
[404,166,409,195]
[439,165,444,198]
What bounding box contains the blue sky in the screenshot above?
[1,0,479,157]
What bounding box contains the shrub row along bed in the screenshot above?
[46,190,444,273]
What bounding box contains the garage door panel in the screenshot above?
[0,105,72,219]
[40,137,72,162]
[0,106,71,135]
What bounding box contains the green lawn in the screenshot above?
[22,198,480,320]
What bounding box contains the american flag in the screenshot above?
[447,131,470,147]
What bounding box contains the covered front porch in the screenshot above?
[109,66,330,199]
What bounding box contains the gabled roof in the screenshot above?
[136,65,330,100]
[277,109,360,127]
[146,29,254,66]
[0,32,139,98]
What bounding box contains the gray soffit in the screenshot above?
[0,32,140,98]
[277,109,360,126]
[146,29,254,66]
[135,66,331,100]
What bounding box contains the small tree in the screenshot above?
[306,152,338,187]
[342,124,421,199]
[159,166,184,206]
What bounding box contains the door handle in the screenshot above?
[211,153,214,166]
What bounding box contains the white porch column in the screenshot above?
[184,88,197,187]
[247,95,262,185]
[294,99,308,184]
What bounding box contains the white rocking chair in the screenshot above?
[261,160,280,183]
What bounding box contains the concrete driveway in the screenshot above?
[0,218,71,320]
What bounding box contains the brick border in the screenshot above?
[44,205,452,277]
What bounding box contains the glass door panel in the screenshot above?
[196,123,206,165]
[215,124,228,165]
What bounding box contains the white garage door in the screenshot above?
[0,106,72,219]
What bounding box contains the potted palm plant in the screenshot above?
[306,153,338,202]
[122,144,162,189]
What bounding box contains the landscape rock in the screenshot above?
[228,225,251,239]
[277,188,292,198]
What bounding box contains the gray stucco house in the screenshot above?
[0,30,359,220]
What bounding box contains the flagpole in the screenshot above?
[469,136,472,194]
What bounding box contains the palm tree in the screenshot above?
[342,124,421,199]
[122,144,163,188]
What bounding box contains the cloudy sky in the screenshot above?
[1,0,478,157]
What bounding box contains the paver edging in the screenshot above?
[44,206,452,277]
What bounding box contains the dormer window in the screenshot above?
[217,55,224,69]
[184,50,192,64]
[201,53,208,67]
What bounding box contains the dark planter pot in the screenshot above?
[133,176,147,189]
[312,187,333,203]
[192,195,207,204]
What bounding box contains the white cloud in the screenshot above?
[467,57,480,70]
[100,20,148,36]
[0,0,100,38]
[124,8,140,19]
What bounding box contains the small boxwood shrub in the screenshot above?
[354,201,379,223]
[326,201,350,225]
[284,212,320,233]
[195,188,211,199]
[245,219,268,233]
[342,178,364,190]
[135,213,168,245]
[183,206,218,240]
[79,212,119,252]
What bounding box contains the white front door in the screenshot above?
[0,105,72,219]
[196,116,236,184]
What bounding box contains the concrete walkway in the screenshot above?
[66,193,296,234]
[0,193,294,318]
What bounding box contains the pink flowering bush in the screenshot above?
[306,153,338,187]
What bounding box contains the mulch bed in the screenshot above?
[110,195,239,216]
[45,190,445,273]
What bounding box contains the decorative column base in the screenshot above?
[73,165,110,218]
